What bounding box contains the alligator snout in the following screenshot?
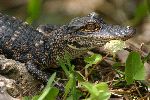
[99,24,136,40]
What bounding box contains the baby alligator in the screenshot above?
[0,12,135,82]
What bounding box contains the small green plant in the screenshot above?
[84,53,102,69]
[58,52,111,100]
[80,82,111,100]
[23,50,148,99]
[58,51,82,100]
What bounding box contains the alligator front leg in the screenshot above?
[26,61,49,82]
[26,61,65,92]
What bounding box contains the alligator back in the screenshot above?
[0,13,47,64]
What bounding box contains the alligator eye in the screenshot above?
[81,22,100,32]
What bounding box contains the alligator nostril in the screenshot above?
[126,26,133,31]
[127,26,131,29]
[126,26,136,35]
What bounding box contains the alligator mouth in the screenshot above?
[66,24,136,50]
[67,44,88,50]
[66,39,89,50]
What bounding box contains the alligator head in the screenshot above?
[65,12,136,50]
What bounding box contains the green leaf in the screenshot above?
[84,54,102,68]
[57,51,73,77]
[38,72,59,100]
[81,82,98,96]
[23,96,32,100]
[32,95,40,100]
[58,52,79,99]
[66,90,82,100]
[43,87,59,100]
[81,82,111,100]
[63,73,74,99]
[95,82,109,91]
[64,51,72,68]
[125,51,146,84]
[58,56,70,77]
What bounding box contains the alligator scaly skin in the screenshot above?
[0,12,136,82]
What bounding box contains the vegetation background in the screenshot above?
[0,0,150,45]
[0,0,150,44]
[0,0,149,24]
